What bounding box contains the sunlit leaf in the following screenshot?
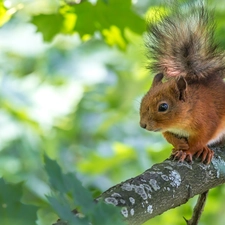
[0,2,13,26]
[30,0,145,47]
[102,26,126,50]
[78,142,136,174]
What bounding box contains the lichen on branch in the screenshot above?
[98,147,225,225]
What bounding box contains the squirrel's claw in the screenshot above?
[171,150,193,163]
[195,147,214,164]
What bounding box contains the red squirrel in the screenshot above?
[140,4,225,164]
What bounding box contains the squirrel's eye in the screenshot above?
[158,103,168,112]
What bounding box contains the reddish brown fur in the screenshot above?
[140,75,225,163]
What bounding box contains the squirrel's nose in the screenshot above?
[140,122,147,129]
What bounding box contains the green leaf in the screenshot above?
[31,14,64,41]
[95,0,145,34]
[30,0,145,48]
[44,155,69,192]
[92,201,125,225]
[71,1,97,36]
[44,156,125,225]
[47,195,89,225]
[44,156,95,215]
[72,0,145,48]
[0,178,38,225]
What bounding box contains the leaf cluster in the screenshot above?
[0,0,225,225]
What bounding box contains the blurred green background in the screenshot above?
[0,0,225,224]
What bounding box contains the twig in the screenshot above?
[184,190,209,225]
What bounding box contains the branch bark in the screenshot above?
[54,146,225,225]
[98,146,225,225]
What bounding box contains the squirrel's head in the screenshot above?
[140,73,188,132]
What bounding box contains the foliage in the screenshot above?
[0,0,225,225]
[45,156,125,225]
[0,179,38,225]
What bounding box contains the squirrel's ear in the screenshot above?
[152,73,163,87]
[177,76,187,101]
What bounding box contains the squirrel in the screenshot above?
[139,3,225,164]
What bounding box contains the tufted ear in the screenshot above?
[152,73,164,87]
[176,76,187,101]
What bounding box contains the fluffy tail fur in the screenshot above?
[146,3,225,80]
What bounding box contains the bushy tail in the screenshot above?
[146,3,225,80]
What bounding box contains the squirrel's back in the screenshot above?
[146,3,225,80]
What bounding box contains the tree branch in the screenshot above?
[98,146,225,225]
[54,146,225,225]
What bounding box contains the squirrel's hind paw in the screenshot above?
[195,146,214,164]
